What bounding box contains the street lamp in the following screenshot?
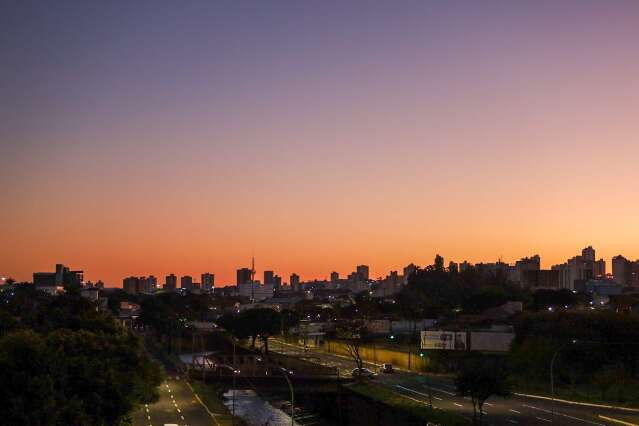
[550,339,577,422]
[278,367,295,426]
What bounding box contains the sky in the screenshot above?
[2,1,639,286]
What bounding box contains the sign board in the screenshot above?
[421,330,467,351]
[469,332,515,352]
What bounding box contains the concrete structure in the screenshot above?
[263,270,274,286]
[201,272,215,291]
[612,255,639,287]
[237,268,252,285]
[123,276,140,295]
[238,282,274,301]
[33,264,83,294]
[181,275,193,290]
[290,273,300,291]
[330,271,339,283]
[165,273,177,291]
[356,264,369,281]
[551,246,606,290]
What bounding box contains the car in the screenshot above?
[379,363,394,373]
[351,368,376,378]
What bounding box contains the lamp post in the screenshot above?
[232,337,237,419]
[278,367,295,426]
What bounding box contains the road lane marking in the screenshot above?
[484,402,494,407]
[509,409,521,414]
[507,419,519,424]
[522,404,605,425]
[433,396,443,401]
[177,408,181,413]
[536,417,552,422]
[180,415,185,420]
[515,393,639,413]
[454,403,464,407]
[598,415,639,426]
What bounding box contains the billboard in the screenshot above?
[421,331,467,351]
[469,332,514,352]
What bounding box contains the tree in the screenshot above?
[592,365,616,400]
[455,356,511,425]
[219,309,282,354]
[0,292,164,425]
[335,320,368,373]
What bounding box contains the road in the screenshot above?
[133,375,216,426]
[271,339,639,426]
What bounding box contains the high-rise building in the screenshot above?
[273,275,282,288]
[290,273,300,291]
[551,246,606,290]
[613,255,632,286]
[264,270,274,286]
[201,273,215,291]
[330,271,339,282]
[181,275,193,290]
[165,274,177,291]
[123,276,140,295]
[356,265,369,282]
[582,246,596,261]
[237,268,252,285]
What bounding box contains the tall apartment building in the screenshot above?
[551,246,606,290]
[181,275,193,290]
[237,268,252,285]
[165,274,177,291]
[356,265,369,281]
[264,270,274,286]
[201,273,215,291]
[290,273,300,291]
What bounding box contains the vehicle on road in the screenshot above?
[379,363,394,373]
[351,368,376,378]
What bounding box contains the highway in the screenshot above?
[132,375,216,426]
[270,339,639,426]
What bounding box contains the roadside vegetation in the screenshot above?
[347,382,468,426]
[0,284,164,425]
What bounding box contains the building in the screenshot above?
[551,246,606,290]
[140,275,157,293]
[512,255,540,284]
[165,274,177,291]
[330,271,339,282]
[403,263,418,283]
[238,282,274,302]
[123,276,140,295]
[33,264,83,294]
[290,273,300,291]
[273,274,282,289]
[201,273,215,291]
[356,265,369,281]
[521,269,561,290]
[237,268,252,286]
[181,275,193,290]
[263,270,274,286]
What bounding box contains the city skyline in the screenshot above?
[3,1,639,286]
[11,245,639,287]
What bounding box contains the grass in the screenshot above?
[347,382,469,426]
[189,381,248,426]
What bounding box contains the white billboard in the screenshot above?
[421,331,468,351]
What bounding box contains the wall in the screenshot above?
[324,340,430,372]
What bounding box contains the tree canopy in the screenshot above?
[0,285,164,425]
